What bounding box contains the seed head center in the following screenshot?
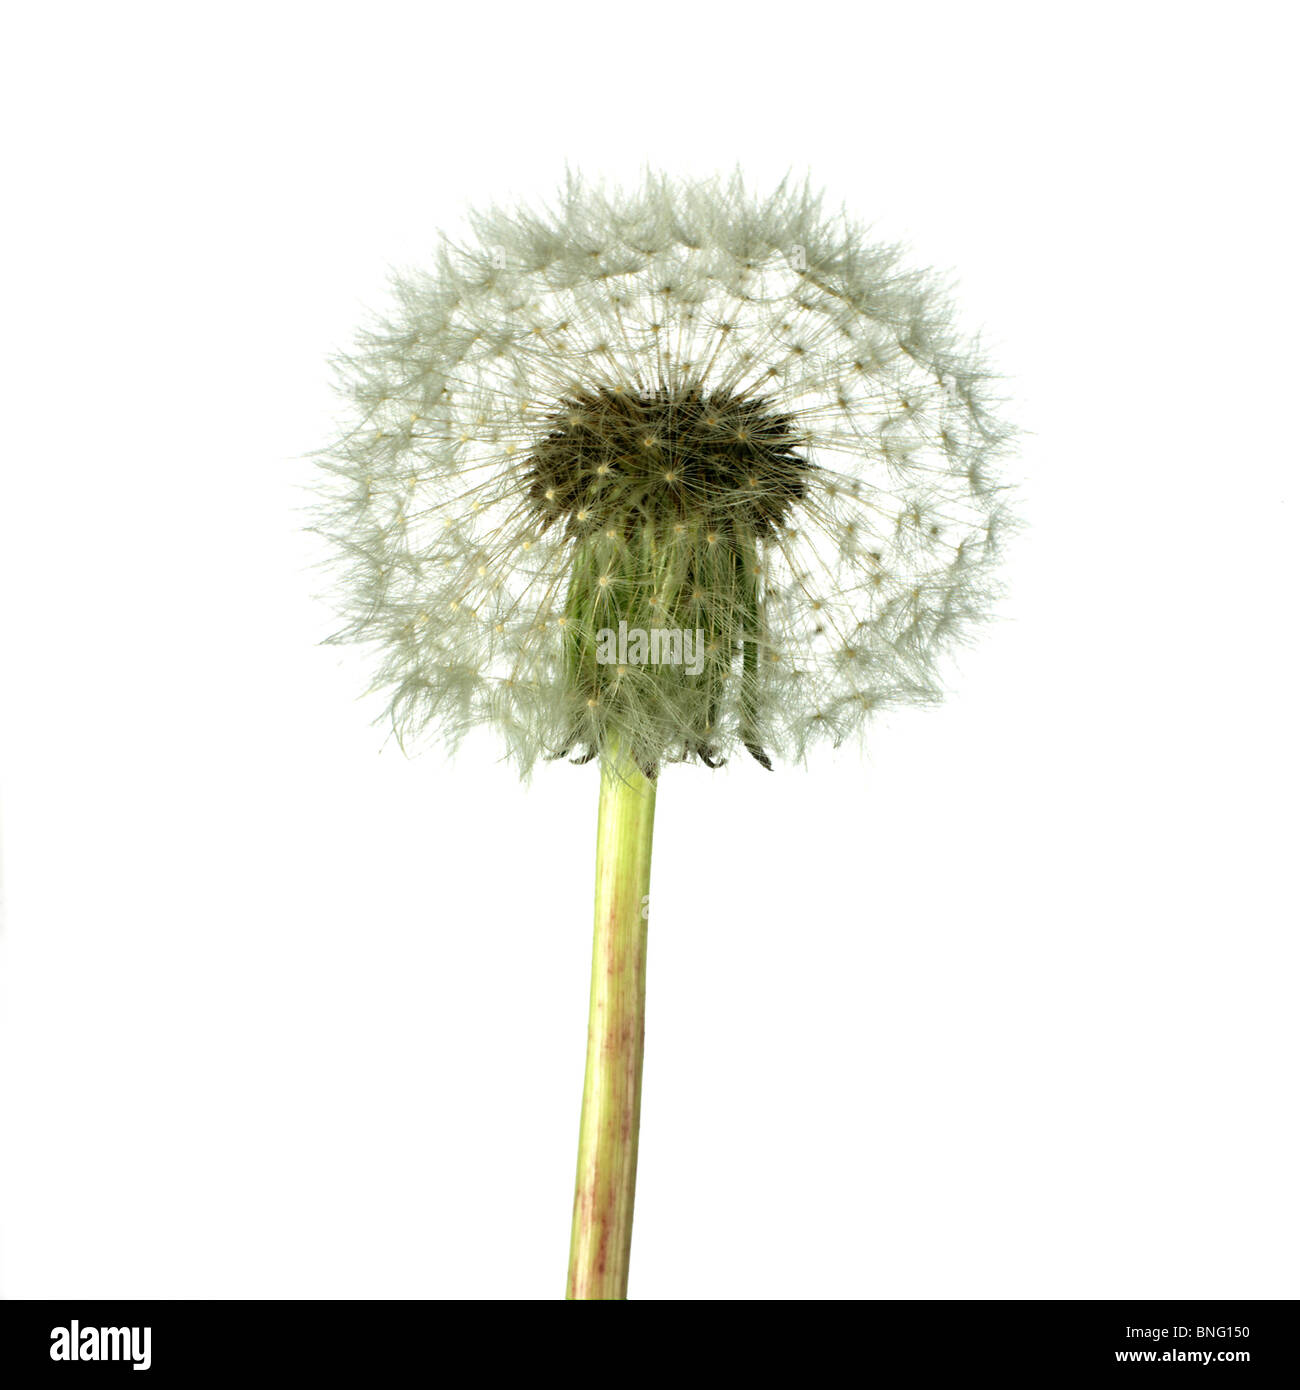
[525,383,810,540]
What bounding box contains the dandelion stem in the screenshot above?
[567,739,657,1299]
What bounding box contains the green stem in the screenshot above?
[567,740,657,1299]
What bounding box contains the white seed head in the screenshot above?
[314,171,1015,775]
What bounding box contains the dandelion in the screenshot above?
[314,171,1015,1298]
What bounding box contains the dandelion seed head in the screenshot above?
[315,171,1016,774]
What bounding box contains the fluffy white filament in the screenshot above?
[314,171,1014,773]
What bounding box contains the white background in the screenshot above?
[2,2,1296,1299]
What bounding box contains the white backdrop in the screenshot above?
[1,1,1295,1299]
